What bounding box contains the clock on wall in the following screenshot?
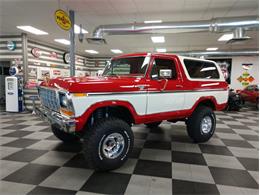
[63,52,70,64]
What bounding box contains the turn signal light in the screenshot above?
[60,108,74,117]
[73,93,87,97]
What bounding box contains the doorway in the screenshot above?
[0,61,11,111]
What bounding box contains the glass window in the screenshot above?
[3,67,9,75]
[103,56,149,77]
[246,85,254,91]
[184,59,220,79]
[151,58,177,79]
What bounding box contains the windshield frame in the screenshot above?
[102,55,151,78]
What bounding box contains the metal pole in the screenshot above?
[22,33,28,82]
[69,10,75,76]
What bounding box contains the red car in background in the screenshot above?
[237,85,259,109]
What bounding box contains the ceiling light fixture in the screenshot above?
[151,36,165,43]
[54,39,70,45]
[85,50,99,54]
[111,49,123,54]
[16,26,48,35]
[74,24,88,34]
[218,33,234,41]
[206,47,218,51]
[156,48,167,53]
[144,20,162,24]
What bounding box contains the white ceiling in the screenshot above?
[0,0,259,57]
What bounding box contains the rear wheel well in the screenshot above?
[197,99,216,110]
[86,106,134,129]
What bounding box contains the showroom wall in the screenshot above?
[24,39,108,110]
[210,56,259,90]
[0,34,108,110]
[0,35,23,61]
[0,35,24,105]
[27,39,89,80]
[230,56,259,90]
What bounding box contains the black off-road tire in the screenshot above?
[51,125,79,143]
[186,106,216,143]
[83,117,134,171]
[145,121,162,128]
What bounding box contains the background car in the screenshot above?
[237,85,259,109]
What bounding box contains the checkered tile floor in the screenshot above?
[0,106,259,195]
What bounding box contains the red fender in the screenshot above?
[75,100,138,131]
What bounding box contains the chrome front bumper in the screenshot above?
[36,106,76,133]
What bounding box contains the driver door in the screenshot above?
[146,56,185,114]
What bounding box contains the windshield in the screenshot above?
[103,56,150,77]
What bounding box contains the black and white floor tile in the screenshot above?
[0,106,258,195]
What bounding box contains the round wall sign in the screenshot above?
[63,52,70,64]
[7,41,16,51]
[55,9,72,31]
[9,66,18,76]
[31,48,41,58]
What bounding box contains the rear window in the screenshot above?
[183,59,220,79]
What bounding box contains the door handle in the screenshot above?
[135,85,148,90]
[176,84,183,88]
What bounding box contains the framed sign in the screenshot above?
[52,69,62,78]
[210,58,232,84]
[28,67,37,79]
[95,60,100,67]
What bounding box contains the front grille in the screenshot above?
[38,87,60,112]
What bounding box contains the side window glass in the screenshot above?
[151,58,177,79]
[184,59,220,79]
[246,86,253,91]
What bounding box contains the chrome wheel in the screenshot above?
[200,116,212,134]
[101,133,125,159]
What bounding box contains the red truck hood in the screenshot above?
[40,76,145,93]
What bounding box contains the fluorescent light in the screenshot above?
[74,24,88,34]
[206,47,218,51]
[85,50,99,54]
[156,48,167,53]
[144,20,162,24]
[17,26,48,35]
[218,33,233,41]
[151,36,165,43]
[111,49,123,54]
[54,39,70,45]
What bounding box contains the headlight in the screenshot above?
[59,92,75,117]
[60,94,68,107]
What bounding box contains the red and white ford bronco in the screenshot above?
[37,52,228,170]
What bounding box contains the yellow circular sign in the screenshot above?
[55,9,72,31]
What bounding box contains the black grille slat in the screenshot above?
[38,88,59,112]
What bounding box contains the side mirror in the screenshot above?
[159,69,172,79]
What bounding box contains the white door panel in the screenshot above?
[147,92,184,114]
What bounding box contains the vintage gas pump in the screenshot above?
[5,66,24,112]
